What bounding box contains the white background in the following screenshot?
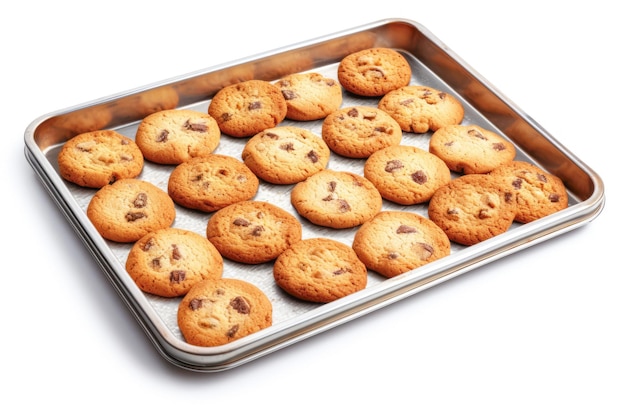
[3,1,624,415]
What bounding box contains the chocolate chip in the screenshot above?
[492,142,506,151]
[189,298,203,310]
[142,238,155,251]
[251,225,264,236]
[233,218,250,227]
[184,120,208,132]
[328,181,337,192]
[385,160,404,173]
[280,142,295,152]
[171,244,182,260]
[468,129,487,140]
[230,296,250,314]
[537,173,547,183]
[157,130,169,143]
[333,268,349,275]
[307,150,319,163]
[133,193,147,208]
[347,108,359,117]
[512,178,523,189]
[411,170,427,184]
[416,243,434,260]
[170,270,186,283]
[151,258,161,268]
[227,325,240,338]
[248,101,262,110]
[281,90,297,100]
[388,252,399,259]
[549,193,561,203]
[400,98,414,106]
[337,199,351,212]
[125,212,146,222]
[397,225,417,234]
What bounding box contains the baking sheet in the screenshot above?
[24,18,605,372]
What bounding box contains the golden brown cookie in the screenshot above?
[86,178,176,243]
[352,211,451,278]
[321,106,403,158]
[135,109,221,165]
[378,85,464,133]
[206,200,302,264]
[489,161,569,223]
[427,174,516,246]
[125,228,224,297]
[57,130,144,188]
[177,278,273,347]
[363,145,451,205]
[167,154,259,212]
[291,169,383,229]
[207,79,287,138]
[241,126,330,184]
[273,237,368,303]
[429,124,516,174]
[274,72,343,121]
[337,47,412,97]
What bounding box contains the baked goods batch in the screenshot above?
[58,47,569,347]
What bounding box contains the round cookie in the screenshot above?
[378,85,464,133]
[177,277,273,347]
[274,72,343,121]
[86,178,176,243]
[427,174,516,246]
[489,160,569,223]
[58,130,144,188]
[291,169,383,229]
[207,79,287,138]
[241,126,330,184]
[352,211,451,278]
[273,237,368,303]
[167,154,259,212]
[363,145,451,205]
[207,200,302,264]
[125,228,224,297]
[321,106,403,158]
[135,109,221,165]
[337,47,411,97]
[429,124,516,174]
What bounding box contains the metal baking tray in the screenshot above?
[24,18,605,372]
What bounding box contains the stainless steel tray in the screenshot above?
[23,18,605,372]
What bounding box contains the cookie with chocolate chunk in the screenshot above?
[429,124,516,174]
[337,47,412,97]
[427,174,516,246]
[241,126,330,184]
[321,106,403,158]
[489,160,568,223]
[273,237,368,303]
[207,79,287,138]
[207,200,302,264]
[352,211,451,278]
[167,154,259,212]
[177,278,273,347]
[86,178,176,243]
[378,85,464,133]
[275,72,343,121]
[135,109,220,165]
[363,145,451,204]
[126,228,223,297]
[290,169,382,229]
[58,130,144,188]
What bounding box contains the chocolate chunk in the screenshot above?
[396,224,417,234]
[184,120,208,132]
[230,296,250,314]
[492,142,506,151]
[227,325,240,338]
[337,199,351,212]
[233,218,251,227]
[281,90,297,100]
[171,244,182,260]
[468,129,487,140]
[157,130,169,143]
[251,225,264,236]
[248,101,262,110]
[142,238,155,251]
[170,270,186,283]
[549,193,561,203]
[415,243,434,260]
[347,108,359,118]
[133,193,148,208]
[280,142,295,152]
[411,170,428,184]
[125,212,146,222]
[189,298,203,310]
[307,150,319,163]
[385,159,404,173]
[512,178,523,189]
